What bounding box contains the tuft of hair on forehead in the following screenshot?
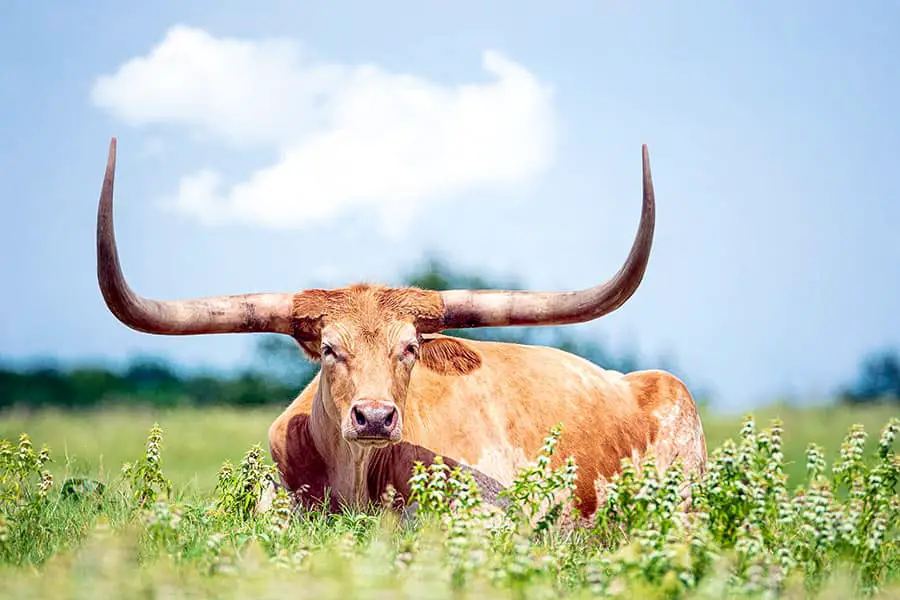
[291,284,445,343]
[289,284,483,375]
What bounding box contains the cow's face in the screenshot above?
[293,286,482,448]
[317,319,418,446]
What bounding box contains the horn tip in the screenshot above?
[106,137,118,172]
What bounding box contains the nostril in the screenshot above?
[384,406,396,427]
[352,406,367,427]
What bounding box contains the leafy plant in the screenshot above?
[0,416,898,599]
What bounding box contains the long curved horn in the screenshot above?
[435,144,656,330]
[97,137,295,335]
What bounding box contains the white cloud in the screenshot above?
[138,137,166,158]
[90,25,558,237]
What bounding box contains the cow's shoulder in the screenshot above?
[269,411,334,509]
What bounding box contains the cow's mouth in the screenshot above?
[349,436,396,449]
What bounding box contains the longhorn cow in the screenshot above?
[95,138,707,520]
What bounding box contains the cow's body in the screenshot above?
[269,334,707,519]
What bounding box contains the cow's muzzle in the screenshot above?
[346,400,401,444]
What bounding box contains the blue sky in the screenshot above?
[2,1,898,411]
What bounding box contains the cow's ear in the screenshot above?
[419,336,482,376]
[293,338,322,362]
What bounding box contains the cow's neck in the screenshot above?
[309,384,374,507]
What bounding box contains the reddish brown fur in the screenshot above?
[268,284,707,520]
[292,285,445,352]
[419,336,482,375]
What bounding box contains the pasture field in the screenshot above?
[1,402,898,598]
[1,402,896,494]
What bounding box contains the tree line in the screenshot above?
[0,257,896,411]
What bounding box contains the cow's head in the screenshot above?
[94,137,657,448]
[288,285,484,447]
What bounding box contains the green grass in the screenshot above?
[1,402,896,494]
[1,402,899,599]
[701,402,899,487]
[0,405,276,495]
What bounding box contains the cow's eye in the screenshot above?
[402,343,419,360]
[321,344,336,359]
